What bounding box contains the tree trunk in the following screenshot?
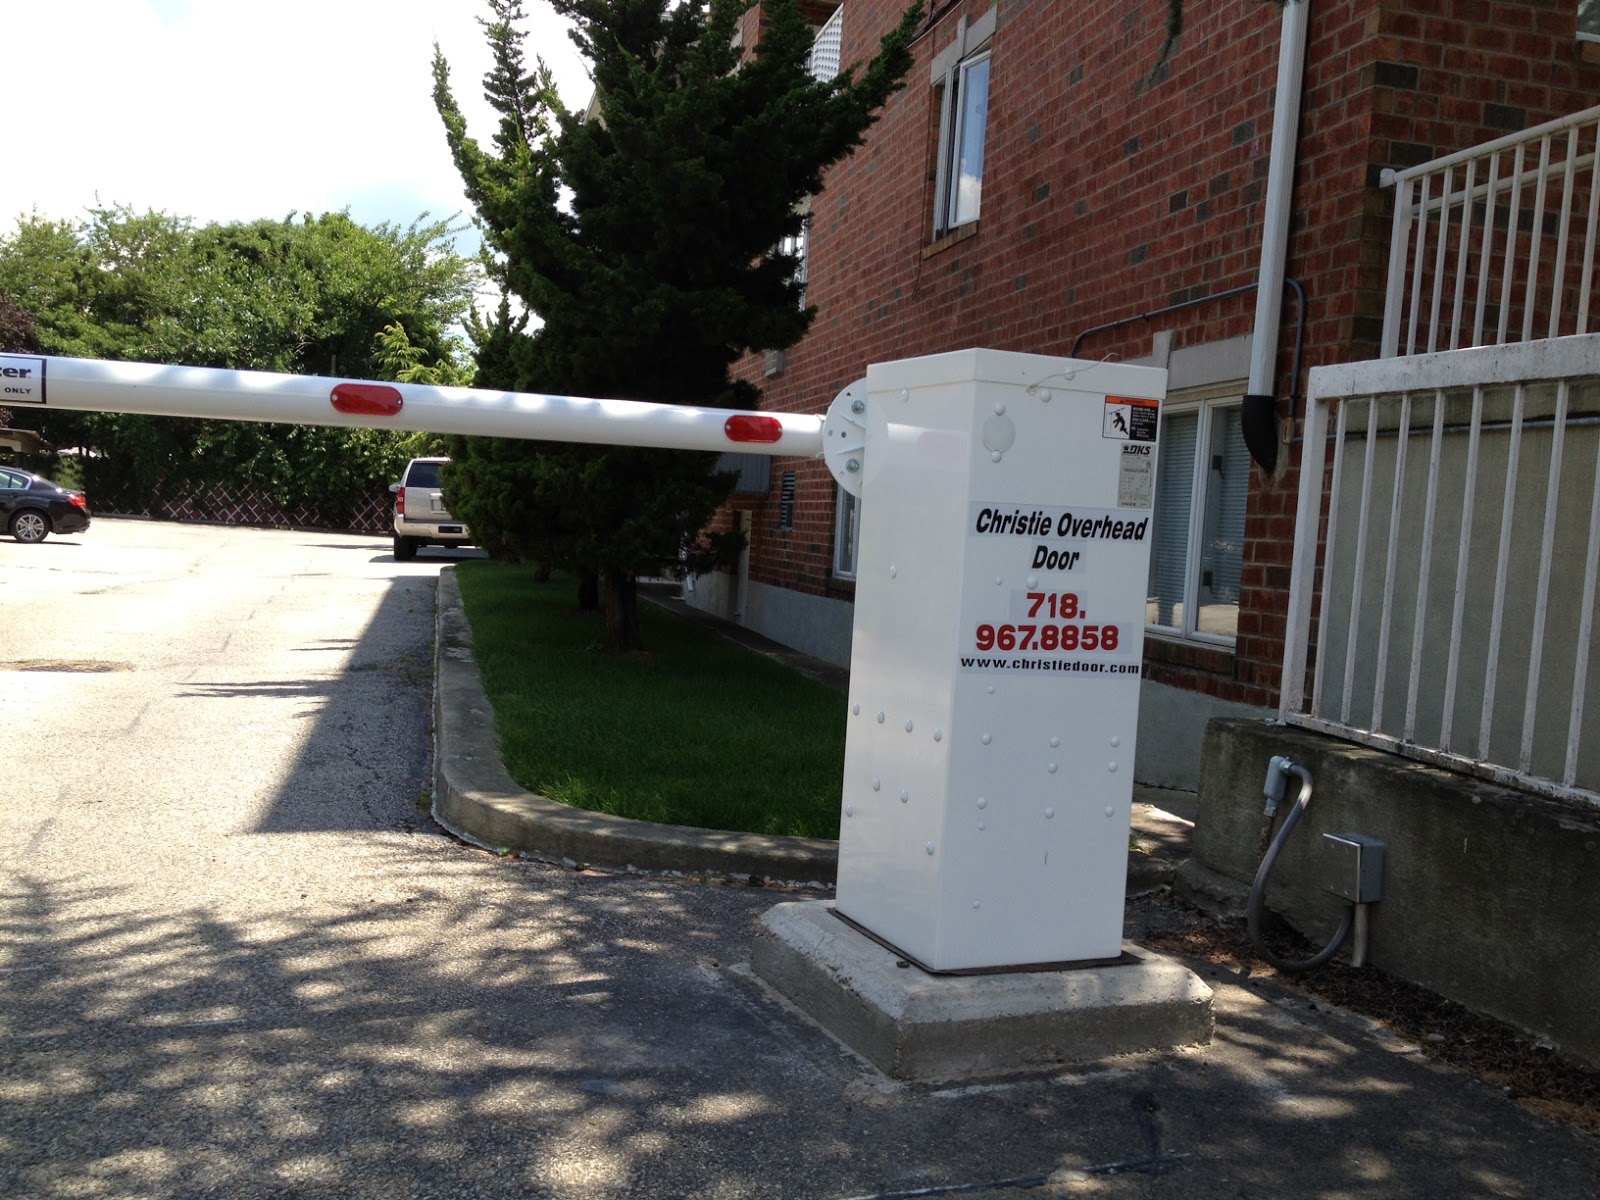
[535,561,553,583]
[602,570,644,652]
[577,567,600,611]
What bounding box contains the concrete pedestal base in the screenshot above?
[752,901,1213,1081]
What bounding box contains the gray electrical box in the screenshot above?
[1321,833,1385,903]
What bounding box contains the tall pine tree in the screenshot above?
[433,0,921,650]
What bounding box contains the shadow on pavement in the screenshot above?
[5,852,1597,1199]
[9,555,1594,1197]
[219,573,438,836]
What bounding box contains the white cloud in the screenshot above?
[4,0,589,237]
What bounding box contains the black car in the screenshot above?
[0,466,91,543]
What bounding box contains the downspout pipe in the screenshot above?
[1242,0,1311,474]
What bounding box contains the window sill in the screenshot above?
[922,221,980,259]
[1143,631,1236,675]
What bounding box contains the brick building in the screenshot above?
[683,0,1600,787]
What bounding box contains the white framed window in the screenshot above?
[1581,0,1600,40]
[1146,390,1251,644]
[778,206,810,309]
[930,8,996,239]
[833,485,861,579]
[936,51,990,234]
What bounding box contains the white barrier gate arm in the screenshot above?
[0,354,829,459]
[1,348,1166,972]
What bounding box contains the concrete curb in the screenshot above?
[431,567,1191,890]
[431,567,840,882]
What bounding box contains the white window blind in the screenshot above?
[1148,411,1197,630]
[1146,397,1248,642]
[1201,407,1251,612]
[834,486,860,578]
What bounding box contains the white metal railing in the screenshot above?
[1381,104,1600,358]
[808,5,843,82]
[1282,338,1600,808]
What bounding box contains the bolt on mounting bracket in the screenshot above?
[822,379,870,496]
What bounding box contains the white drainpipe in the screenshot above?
[1244,0,1311,472]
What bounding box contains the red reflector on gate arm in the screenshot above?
[331,383,404,417]
[724,415,784,444]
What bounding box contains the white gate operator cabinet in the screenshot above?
[832,348,1165,972]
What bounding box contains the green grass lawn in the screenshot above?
[452,562,846,839]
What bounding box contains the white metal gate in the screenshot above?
[1282,339,1600,808]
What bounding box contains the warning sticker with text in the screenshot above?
[1102,395,1158,442]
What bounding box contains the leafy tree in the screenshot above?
[0,214,164,362]
[0,207,477,521]
[0,293,41,447]
[189,212,475,377]
[433,0,922,650]
[0,292,39,354]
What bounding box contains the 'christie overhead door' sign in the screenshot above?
[960,502,1147,676]
[972,504,1150,568]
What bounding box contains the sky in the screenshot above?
[5,0,591,248]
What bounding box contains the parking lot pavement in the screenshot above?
[4,520,1598,1199]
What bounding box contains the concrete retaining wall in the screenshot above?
[1134,679,1271,792]
[1179,719,1600,1068]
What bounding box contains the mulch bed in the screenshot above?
[1136,892,1600,1138]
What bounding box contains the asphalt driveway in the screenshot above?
[2,519,1596,1199]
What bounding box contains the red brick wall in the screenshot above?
[727,0,1600,708]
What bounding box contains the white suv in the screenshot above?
[390,457,472,561]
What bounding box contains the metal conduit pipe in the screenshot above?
[1247,755,1358,973]
[1066,277,1307,424]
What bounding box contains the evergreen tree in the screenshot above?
[433,0,922,650]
